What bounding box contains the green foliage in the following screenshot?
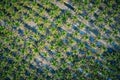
[0,0,119,80]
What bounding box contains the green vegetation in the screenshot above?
[0,0,120,80]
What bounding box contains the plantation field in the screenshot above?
[0,0,120,80]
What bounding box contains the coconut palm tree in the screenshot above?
[55,18,62,26]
